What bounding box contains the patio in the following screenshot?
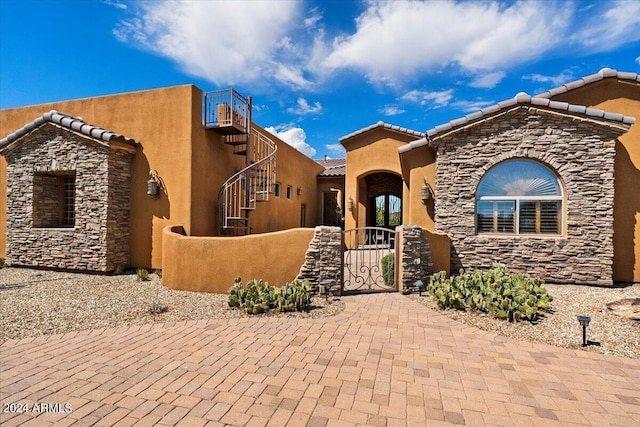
[1,292,639,426]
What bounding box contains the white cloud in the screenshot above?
[322,1,570,84]
[378,105,405,116]
[523,70,575,86]
[304,7,322,28]
[325,144,346,156]
[401,89,453,108]
[104,0,127,10]
[574,0,640,51]
[265,125,316,157]
[450,99,495,113]
[114,1,301,87]
[636,56,640,65]
[469,71,506,89]
[287,97,322,115]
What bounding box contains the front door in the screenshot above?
[371,193,402,229]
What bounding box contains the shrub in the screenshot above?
[0,258,6,269]
[155,269,163,278]
[149,302,168,314]
[228,277,312,314]
[137,268,150,281]
[428,264,553,322]
[113,265,124,275]
[381,253,394,287]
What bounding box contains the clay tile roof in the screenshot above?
[316,158,346,177]
[535,68,639,99]
[0,110,138,150]
[399,91,636,154]
[339,121,424,143]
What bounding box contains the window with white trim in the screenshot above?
[476,159,562,235]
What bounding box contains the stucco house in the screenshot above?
[1,68,638,288]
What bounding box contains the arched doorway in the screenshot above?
[363,172,403,229]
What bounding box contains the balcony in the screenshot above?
[203,88,250,135]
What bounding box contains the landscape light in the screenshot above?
[576,315,591,346]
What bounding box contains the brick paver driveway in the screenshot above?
[1,293,639,426]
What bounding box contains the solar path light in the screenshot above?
[576,315,591,347]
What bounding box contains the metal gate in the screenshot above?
[342,227,397,294]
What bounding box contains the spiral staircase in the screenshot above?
[204,89,277,235]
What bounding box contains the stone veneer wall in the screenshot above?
[296,226,342,292]
[4,123,133,272]
[397,225,433,290]
[434,106,619,285]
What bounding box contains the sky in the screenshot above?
[1,0,639,159]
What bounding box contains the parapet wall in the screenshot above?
[162,225,315,293]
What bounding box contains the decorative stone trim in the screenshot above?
[296,226,342,292]
[397,225,433,291]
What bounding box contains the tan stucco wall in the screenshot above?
[162,225,314,293]
[551,79,640,282]
[343,128,416,230]
[399,145,437,232]
[0,85,211,269]
[249,124,324,232]
[1,85,323,270]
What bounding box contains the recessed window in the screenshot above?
[274,182,281,198]
[286,185,293,200]
[33,172,76,228]
[476,159,562,235]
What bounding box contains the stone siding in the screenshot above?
[297,226,342,292]
[4,123,133,272]
[434,106,618,285]
[397,225,433,290]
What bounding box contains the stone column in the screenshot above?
[397,225,433,292]
[296,226,342,292]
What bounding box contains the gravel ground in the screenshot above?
[0,268,345,342]
[1,268,638,360]
[408,282,640,359]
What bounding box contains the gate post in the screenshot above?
[396,225,433,292]
[296,226,342,293]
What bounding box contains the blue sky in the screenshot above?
[1,0,639,159]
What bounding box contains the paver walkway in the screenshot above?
[1,293,639,426]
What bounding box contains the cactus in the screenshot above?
[427,264,553,322]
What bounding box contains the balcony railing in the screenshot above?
[204,88,250,135]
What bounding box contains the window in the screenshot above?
[33,172,76,228]
[274,182,281,198]
[476,159,562,235]
[286,185,292,200]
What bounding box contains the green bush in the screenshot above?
[0,258,6,269]
[136,268,150,281]
[381,253,394,287]
[428,264,553,322]
[228,277,312,314]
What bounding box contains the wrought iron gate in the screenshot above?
[342,227,397,294]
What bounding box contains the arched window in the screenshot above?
[476,159,562,235]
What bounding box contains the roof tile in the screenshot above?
[0,110,138,149]
[339,121,424,142]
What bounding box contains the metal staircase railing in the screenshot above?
[218,127,277,234]
[204,88,277,235]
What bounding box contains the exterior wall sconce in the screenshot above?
[348,196,354,211]
[297,187,302,196]
[577,315,591,346]
[147,170,161,198]
[421,180,433,205]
